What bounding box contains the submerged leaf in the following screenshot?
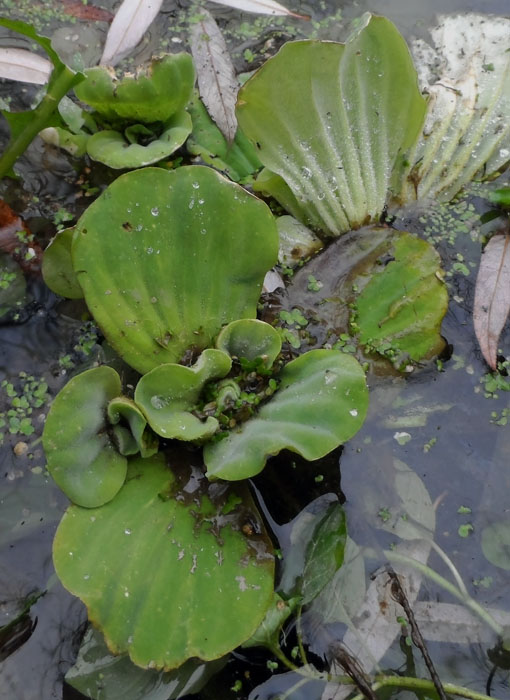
[42,366,127,508]
[205,350,368,480]
[473,234,510,370]
[72,166,278,374]
[100,0,164,66]
[237,14,426,236]
[190,9,238,143]
[481,521,510,571]
[0,48,51,84]
[54,455,275,669]
[66,626,226,700]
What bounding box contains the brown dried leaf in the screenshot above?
[190,9,238,144]
[473,233,510,369]
[62,0,114,22]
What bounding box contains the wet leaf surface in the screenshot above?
[473,233,510,370]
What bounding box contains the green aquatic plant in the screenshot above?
[42,164,369,671]
[42,54,195,169]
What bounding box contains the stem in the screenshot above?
[429,539,469,596]
[373,674,497,700]
[385,549,504,637]
[0,65,79,179]
[295,605,309,668]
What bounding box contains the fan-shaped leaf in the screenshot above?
[53,455,275,670]
[237,14,426,237]
[85,111,192,169]
[42,366,127,508]
[134,349,232,440]
[72,166,278,374]
[205,350,368,480]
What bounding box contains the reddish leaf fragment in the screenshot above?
[474,233,510,369]
[62,0,114,22]
[0,200,42,274]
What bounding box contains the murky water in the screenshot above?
[1,0,510,698]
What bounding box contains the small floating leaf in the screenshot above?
[42,228,83,299]
[473,233,510,370]
[42,366,127,508]
[53,455,275,669]
[134,349,232,440]
[205,350,368,480]
[216,319,281,368]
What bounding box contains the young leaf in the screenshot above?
[207,0,309,19]
[0,48,51,85]
[100,0,164,66]
[190,9,238,144]
[473,234,510,370]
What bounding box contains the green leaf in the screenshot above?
[215,319,282,368]
[205,350,368,480]
[241,593,299,650]
[42,366,127,508]
[53,454,275,670]
[74,54,195,125]
[355,232,448,364]
[237,14,426,236]
[42,227,83,299]
[186,93,262,182]
[72,165,278,374]
[66,626,226,700]
[85,111,192,169]
[301,502,346,605]
[489,189,510,209]
[481,521,510,571]
[134,349,232,440]
[107,396,158,458]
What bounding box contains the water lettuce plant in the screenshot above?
[42,164,369,670]
[42,54,195,169]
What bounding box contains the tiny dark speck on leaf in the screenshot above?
[122,222,133,232]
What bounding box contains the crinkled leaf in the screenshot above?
[207,0,309,19]
[85,111,192,169]
[356,232,447,364]
[42,227,83,299]
[481,521,510,571]
[75,54,194,125]
[53,454,275,669]
[100,0,164,66]
[66,626,226,700]
[242,593,299,650]
[107,396,158,458]
[72,165,278,374]
[215,319,281,368]
[400,14,510,203]
[301,502,346,605]
[237,14,426,236]
[0,48,51,84]
[42,366,127,508]
[186,93,261,182]
[134,349,232,440]
[473,233,510,370]
[190,9,237,144]
[205,350,368,480]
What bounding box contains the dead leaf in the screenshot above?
[190,9,238,144]
[0,48,51,85]
[208,0,310,19]
[473,233,510,369]
[0,200,42,274]
[100,0,163,66]
[62,0,114,22]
